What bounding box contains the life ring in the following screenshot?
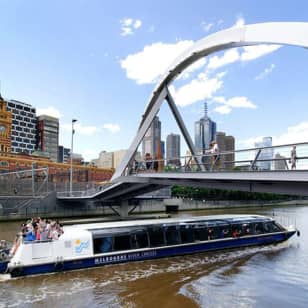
[0,251,8,261]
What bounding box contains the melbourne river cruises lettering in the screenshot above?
[94,250,157,265]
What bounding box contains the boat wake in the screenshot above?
[0,243,291,307]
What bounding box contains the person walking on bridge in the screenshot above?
[290,145,297,170]
[210,141,220,171]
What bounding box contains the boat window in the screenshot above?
[131,231,149,249]
[148,226,165,247]
[218,225,231,239]
[165,225,180,245]
[263,222,282,233]
[180,226,194,243]
[194,226,209,241]
[231,224,242,238]
[93,237,112,254]
[241,223,252,236]
[253,222,264,234]
[211,226,223,239]
[113,234,131,251]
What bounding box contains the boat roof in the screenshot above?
[64,214,272,233]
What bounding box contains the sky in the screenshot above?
[0,0,308,161]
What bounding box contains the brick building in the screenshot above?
[0,95,12,153]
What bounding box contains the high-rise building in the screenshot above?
[0,95,12,153]
[255,137,273,170]
[216,132,235,170]
[37,115,59,162]
[142,116,162,159]
[94,150,114,168]
[91,149,142,170]
[113,149,128,170]
[160,141,165,160]
[58,145,71,163]
[194,102,216,154]
[274,153,287,170]
[166,133,181,166]
[71,153,83,165]
[6,99,37,154]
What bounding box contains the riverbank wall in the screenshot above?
[0,195,307,222]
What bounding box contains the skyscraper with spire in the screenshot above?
[194,101,216,154]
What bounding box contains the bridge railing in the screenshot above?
[131,142,308,174]
[0,167,49,196]
[56,182,114,198]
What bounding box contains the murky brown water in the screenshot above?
[0,205,307,308]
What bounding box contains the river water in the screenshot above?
[0,205,307,308]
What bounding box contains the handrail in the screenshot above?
[131,141,308,174]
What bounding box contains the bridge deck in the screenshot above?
[57,170,308,201]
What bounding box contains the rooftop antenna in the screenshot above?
[204,101,208,119]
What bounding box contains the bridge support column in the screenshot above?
[120,200,129,218]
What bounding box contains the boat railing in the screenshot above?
[22,239,54,244]
[272,213,297,229]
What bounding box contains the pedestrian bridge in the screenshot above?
[57,142,308,201]
[57,22,308,203]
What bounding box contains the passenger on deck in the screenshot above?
[245,226,250,235]
[232,229,239,238]
[208,228,213,240]
[25,224,36,241]
[21,217,64,242]
[220,229,229,238]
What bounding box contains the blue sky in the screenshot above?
[0,0,308,160]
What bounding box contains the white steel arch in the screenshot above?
[112,22,308,180]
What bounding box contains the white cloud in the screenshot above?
[62,123,99,136]
[36,106,62,118]
[201,21,214,32]
[122,18,133,26]
[177,58,207,80]
[120,18,142,36]
[134,19,142,29]
[121,27,133,36]
[241,45,281,61]
[208,48,240,70]
[200,19,224,33]
[255,64,276,80]
[213,96,257,114]
[81,149,98,161]
[207,45,281,71]
[120,40,194,84]
[274,122,308,145]
[233,16,245,28]
[214,105,232,114]
[237,136,264,149]
[238,122,308,149]
[169,72,224,107]
[225,96,257,109]
[103,123,120,133]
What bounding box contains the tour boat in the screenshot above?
[1,214,298,277]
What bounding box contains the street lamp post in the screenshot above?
[70,119,77,195]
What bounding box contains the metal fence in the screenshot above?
[130,142,308,175]
[0,168,49,196]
